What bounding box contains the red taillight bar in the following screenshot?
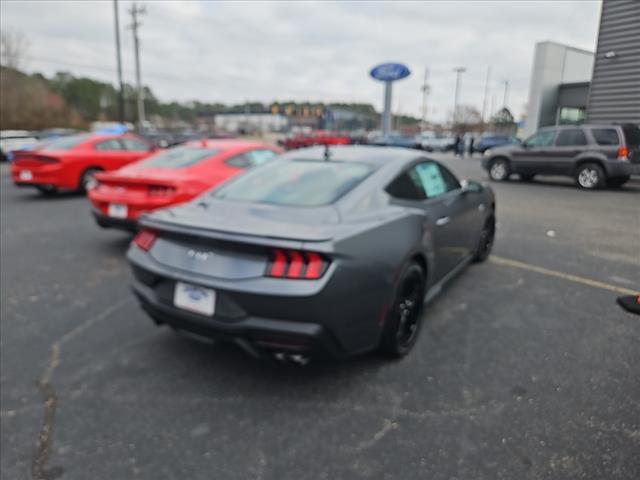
[132,229,157,251]
[266,249,328,279]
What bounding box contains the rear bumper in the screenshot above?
[10,164,71,189]
[132,278,343,358]
[127,245,393,358]
[603,161,633,178]
[92,210,138,232]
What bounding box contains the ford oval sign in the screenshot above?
[370,63,411,82]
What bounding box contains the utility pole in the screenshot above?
[420,67,430,132]
[113,0,125,122]
[452,67,466,126]
[481,65,491,124]
[502,79,510,109]
[129,2,146,130]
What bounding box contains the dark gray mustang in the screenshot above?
[127,146,495,361]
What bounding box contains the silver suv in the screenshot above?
[481,124,640,189]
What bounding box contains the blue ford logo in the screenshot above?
[370,63,411,82]
[186,286,206,301]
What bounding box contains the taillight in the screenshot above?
[265,249,328,279]
[148,185,176,197]
[617,146,629,160]
[132,229,157,251]
[35,156,60,164]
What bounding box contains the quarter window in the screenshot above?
[94,139,123,151]
[555,129,587,146]
[591,129,620,146]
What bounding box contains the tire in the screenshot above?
[488,158,511,182]
[79,167,102,192]
[379,262,427,358]
[473,215,495,263]
[608,176,629,188]
[575,163,606,190]
[519,174,535,182]
[36,185,58,196]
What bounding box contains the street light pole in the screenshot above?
[420,67,430,132]
[481,65,491,124]
[452,67,466,126]
[129,2,146,130]
[113,0,125,122]
[502,79,510,109]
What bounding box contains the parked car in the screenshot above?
[0,130,40,161]
[473,135,520,154]
[279,131,351,150]
[127,145,495,361]
[369,133,422,149]
[481,124,640,189]
[10,133,154,195]
[420,134,457,152]
[89,140,282,231]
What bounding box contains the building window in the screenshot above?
[558,107,586,125]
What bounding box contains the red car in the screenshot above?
[279,131,351,150]
[11,133,154,195]
[88,139,282,231]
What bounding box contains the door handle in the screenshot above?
[436,216,451,227]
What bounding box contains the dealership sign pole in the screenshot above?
[370,63,411,136]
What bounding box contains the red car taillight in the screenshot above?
[265,249,328,279]
[132,229,157,251]
[148,185,176,197]
[617,146,629,160]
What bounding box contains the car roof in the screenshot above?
[279,145,423,166]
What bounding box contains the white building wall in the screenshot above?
[523,42,594,137]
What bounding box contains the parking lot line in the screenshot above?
[490,256,639,296]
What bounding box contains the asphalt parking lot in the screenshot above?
[1,154,639,480]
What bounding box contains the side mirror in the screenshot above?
[461,179,483,194]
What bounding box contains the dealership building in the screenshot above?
[523,0,640,137]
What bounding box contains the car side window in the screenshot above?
[225,149,277,169]
[386,171,426,200]
[413,162,459,199]
[94,139,124,151]
[436,164,461,191]
[121,138,150,151]
[555,129,587,146]
[591,129,620,146]
[525,130,556,147]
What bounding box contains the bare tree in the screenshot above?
[1,29,29,70]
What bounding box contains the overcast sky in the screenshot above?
[1,0,602,122]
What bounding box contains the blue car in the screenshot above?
[474,135,520,154]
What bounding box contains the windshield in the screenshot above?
[212,160,373,206]
[41,134,91,150]
[134,147,220,169]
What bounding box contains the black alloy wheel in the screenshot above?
[380,262,426,357]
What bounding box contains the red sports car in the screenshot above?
[88,139,282,231]
[11,133,154,194]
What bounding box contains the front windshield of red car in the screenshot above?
[134,147,220,169]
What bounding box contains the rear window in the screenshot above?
[135,147,220,169]
[212,160,373,207]
[622,125,640,146]
[591,129,620,146]
[42,134,90,150]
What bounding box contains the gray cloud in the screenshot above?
[1,0,601,121]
